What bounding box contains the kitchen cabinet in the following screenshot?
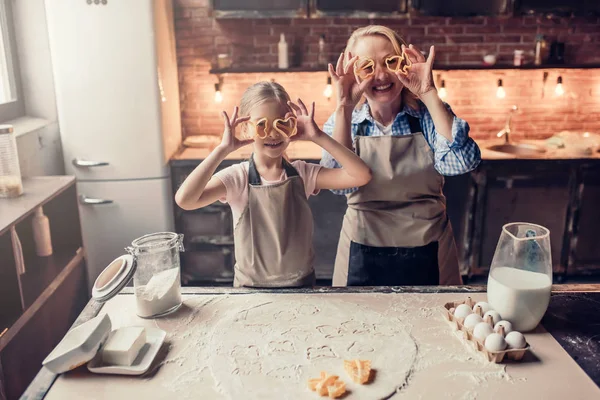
[466,159,600,281]
[517,0,600,17]
[571,163,600,275]
[413,0,510,16]
[212,0,308,18]
[471,162,571,275]
[311,0,408,17]
[171,160,236,284]
[0,177,88,399]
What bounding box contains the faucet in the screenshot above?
[496,105,519,144]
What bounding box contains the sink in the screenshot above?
[486,143,547,157]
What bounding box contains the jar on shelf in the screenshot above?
[513,50,525,67]
[0,124,24,198]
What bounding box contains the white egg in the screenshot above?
[485,333,508,352]
[463,313,484,330]
[473,322,494,341]
[505,331,527,349]
[494,320,514,336]
[473,301,491,315]
[483,310,502,326]
[453,304,473,319]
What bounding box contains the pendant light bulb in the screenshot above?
[323,76,333,99]
[496,79,506,99]
[438,80,447,99]
[554,76,564,96]
[214,83,223,103]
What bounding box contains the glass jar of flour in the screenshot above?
[127,232,184,318]
[0,124,24,198]
[91,232,184,319]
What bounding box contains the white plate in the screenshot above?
[87,327,166,375]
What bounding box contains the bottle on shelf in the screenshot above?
[318,35,327,67]
[534,35,547,66]
[278,33,289,69]
[32,206,53,257]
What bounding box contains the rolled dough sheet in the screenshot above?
[44,293,600,400]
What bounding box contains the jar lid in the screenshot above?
[42,313,112,374]
[92,255,137,303]
[0,124,14,134]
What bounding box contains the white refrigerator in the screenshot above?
[44,0,182,290]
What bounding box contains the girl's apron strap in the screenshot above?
[248,154,300,186]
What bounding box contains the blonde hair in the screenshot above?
[345,25,419,110]
[239,81,292,160]
[239,81,291,117]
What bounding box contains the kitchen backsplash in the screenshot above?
[174,1,600,140]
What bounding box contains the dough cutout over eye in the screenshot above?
[353,51,412,80]
[245,116,297,139]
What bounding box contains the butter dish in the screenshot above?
[87,327,166,375]
[42,314,166,376]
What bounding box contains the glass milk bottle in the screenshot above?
[127,232,184,318]
[487,222,552,332]
[0,124,24,198]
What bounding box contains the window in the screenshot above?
[0,0,24,122]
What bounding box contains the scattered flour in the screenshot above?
[206,297,419,400]
[118,294,528,400]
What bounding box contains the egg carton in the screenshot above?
[441,297,531,363]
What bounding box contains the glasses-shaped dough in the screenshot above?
[354,53,412,80]
[245,116,297,139]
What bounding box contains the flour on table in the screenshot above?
[207,297,419,400]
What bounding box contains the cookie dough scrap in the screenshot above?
[344,359,372,384]
[308,371,347,398]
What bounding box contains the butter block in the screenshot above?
[102,327,146,366]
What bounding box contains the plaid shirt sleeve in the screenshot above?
[320,112,360,196]
[418,102,481,176]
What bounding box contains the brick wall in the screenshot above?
[175,1,600,140]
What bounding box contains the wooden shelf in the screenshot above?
[0,176,75,236]
[435,63,600,71]
[210,64,600,75]
[20,245,83,310]
[209,66,327,74]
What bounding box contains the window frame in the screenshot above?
[0,0,24,123]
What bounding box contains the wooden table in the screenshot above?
[22,285,600,400]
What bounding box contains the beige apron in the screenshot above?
[333,116,462,286]
[233,156,316,287]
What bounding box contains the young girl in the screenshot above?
[175,81,371,287]
[322,25,481,287]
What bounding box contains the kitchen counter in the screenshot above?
[22,284,600,399]
[171,138,600,164]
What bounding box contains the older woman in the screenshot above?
[322,25,481,286]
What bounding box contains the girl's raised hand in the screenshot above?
[219,106,253,152]
[287,98,321,142]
